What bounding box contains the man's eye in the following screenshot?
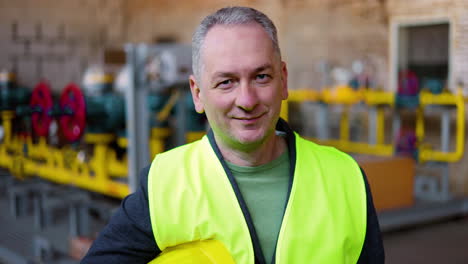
[256,74,271,83]
[217,79,233,88]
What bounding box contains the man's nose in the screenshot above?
[235,81,259,111]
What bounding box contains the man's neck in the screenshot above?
[215,133,287,167]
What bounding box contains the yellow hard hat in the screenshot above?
[149,240,236,264]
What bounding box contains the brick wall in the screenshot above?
[0,0,467,94]
[123,0,388,90]
[0,0,125,93]
[123,0,282,44]
[453,0,468,94]
[122,0,468,93]
[281,0,388,89]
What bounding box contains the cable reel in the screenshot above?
[59,83,86,142]
[30,82,54,137]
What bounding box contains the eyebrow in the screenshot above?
[253,64,274,73]
[210,63,274,82]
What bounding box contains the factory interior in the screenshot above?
[1,0,468,263]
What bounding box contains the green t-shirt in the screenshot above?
[226,149,290,263]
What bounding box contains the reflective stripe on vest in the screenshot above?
[148,133,367,263]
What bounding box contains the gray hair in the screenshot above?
[192,6,281,80]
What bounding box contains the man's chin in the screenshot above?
[233,132,266,146]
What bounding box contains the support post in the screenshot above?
[125,44,150,193]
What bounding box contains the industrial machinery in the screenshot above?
[284,73,466,232]
[0,69,31,112]
[285,68,465,164]
[0,44,206,199]
[0,69,31,142]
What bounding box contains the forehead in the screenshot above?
[200,24,277,77]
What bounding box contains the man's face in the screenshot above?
[189,23,288,149]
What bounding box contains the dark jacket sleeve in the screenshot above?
[357,168,385,263]
[81,166,161,264]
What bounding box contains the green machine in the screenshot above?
[0,70,30,111]
[0,70,32,141]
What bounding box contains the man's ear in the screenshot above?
[189,75,205,113]
[280,61,289,100]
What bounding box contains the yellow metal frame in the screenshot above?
[281,89,321,121]
[286,87,465,161]
[20,133,130,198]
[150,127,171,158]
[321,85,364,105]
[0,111,15,170]
[1,111,14,143]
[364,90,395,106]
[376,107,386,145]
[287,89,321,102]
[0,111,174,199]
[417,90,465,162]
[287,88,395,157]
[84,133,115,143]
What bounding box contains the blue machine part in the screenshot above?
[85,93,125,134]
[423,79,444,94]
[0,81,30,111]
[396,94,420,109]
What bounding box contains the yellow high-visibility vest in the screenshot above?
[148,132,367,263]
[148,240,235,264]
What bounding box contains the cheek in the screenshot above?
[260,88,280,104]
[205,93,232,112]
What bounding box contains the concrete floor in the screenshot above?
[383,217,468,264]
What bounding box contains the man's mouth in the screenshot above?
[233,113,265,123]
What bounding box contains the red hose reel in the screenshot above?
[30,82,87,142]
[30,81,54,137]
[59,83,86,142]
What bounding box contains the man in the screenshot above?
[83,6,384,263]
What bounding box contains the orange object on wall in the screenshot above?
[356,156,415,212]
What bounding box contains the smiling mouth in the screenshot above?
[233,113,265,121]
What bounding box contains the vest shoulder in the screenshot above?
[153,139,203,162]
[297,136,359,167]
